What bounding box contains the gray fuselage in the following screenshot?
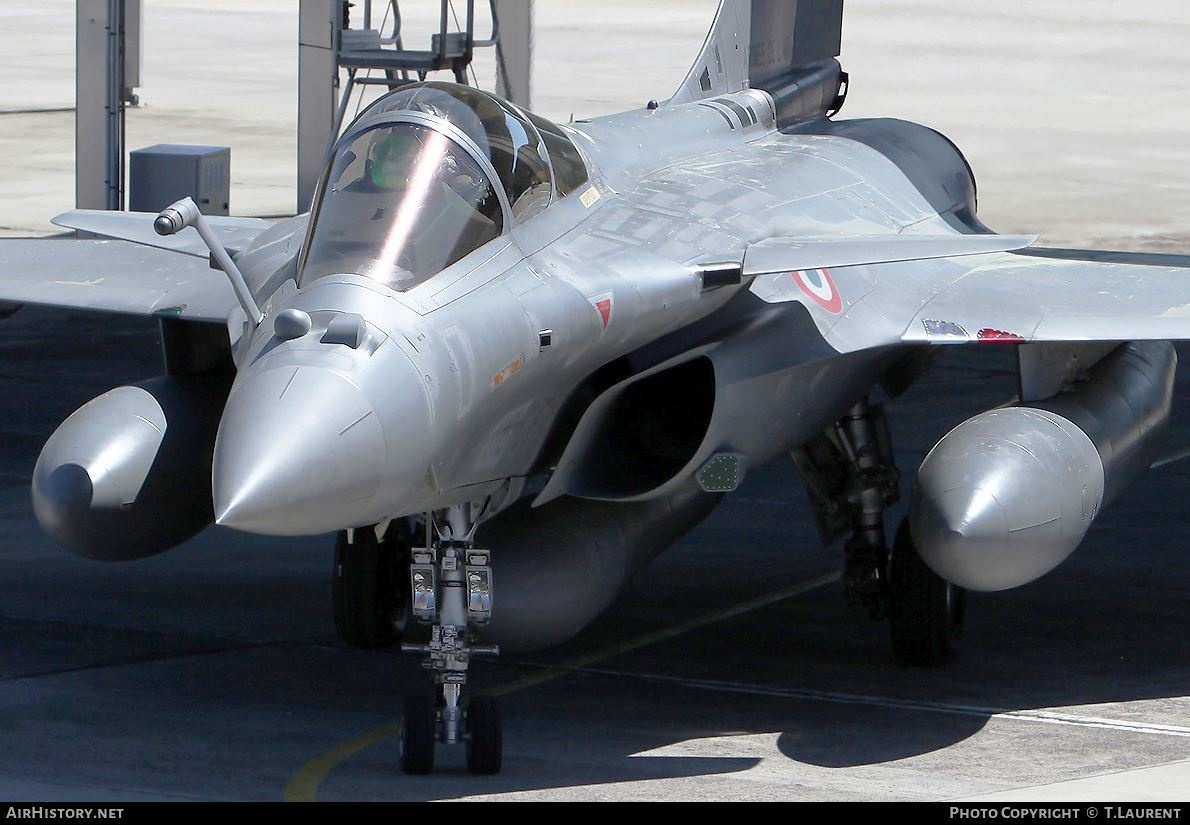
[212,86,960,537]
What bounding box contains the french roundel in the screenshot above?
[791,268,842,314]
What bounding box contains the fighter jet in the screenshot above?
[0,0,1185,775]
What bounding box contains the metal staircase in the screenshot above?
[332,0,499,137]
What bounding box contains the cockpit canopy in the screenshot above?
[299,82,590,291]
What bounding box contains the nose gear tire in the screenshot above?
[399,694,437,775]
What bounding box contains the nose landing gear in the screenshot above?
[398,505,502,775]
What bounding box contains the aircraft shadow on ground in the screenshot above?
[307,498,1190,799]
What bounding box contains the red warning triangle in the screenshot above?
[590,293,613,329]
[595,298,612,328]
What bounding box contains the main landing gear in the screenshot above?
[397,504,502,775]
[792,397,965,665]
[888,517,964,665]
[333,519,413,649]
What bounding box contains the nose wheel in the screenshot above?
[398,506,502,774]
[397,692,502,776]
[398,694,437,775]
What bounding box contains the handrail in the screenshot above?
[473,0,499,47]
[341,1,499,58]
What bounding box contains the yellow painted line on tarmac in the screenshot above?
[283,570,839,801]
[284,723,401,802]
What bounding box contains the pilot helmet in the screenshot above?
[368,128,423,189]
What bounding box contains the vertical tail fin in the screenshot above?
[669,0,847,126]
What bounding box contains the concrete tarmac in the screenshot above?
[1,0,1190,803]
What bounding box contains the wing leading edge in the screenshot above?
[52,210,271,259]
[742,233,1036,276]
[748,244,1190,352]
[0,239,235,322]
[898,250,1190,345]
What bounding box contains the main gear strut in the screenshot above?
[791,396,966,664]
[792,397,899,618]
[835,399,899,618]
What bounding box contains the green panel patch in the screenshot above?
[696,452,747,492]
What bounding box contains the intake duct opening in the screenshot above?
[576,357,715,499]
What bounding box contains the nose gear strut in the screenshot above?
[398,503,502,774]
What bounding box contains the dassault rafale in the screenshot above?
[0,0,1183,774]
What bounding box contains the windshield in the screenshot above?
[300,122,504,290]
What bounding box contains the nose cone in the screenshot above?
[213,366,386,535]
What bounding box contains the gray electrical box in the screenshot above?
[129,144,230,215]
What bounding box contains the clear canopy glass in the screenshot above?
[299,122,504,290]
[365,83,555,219]
[299,83,593,291]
